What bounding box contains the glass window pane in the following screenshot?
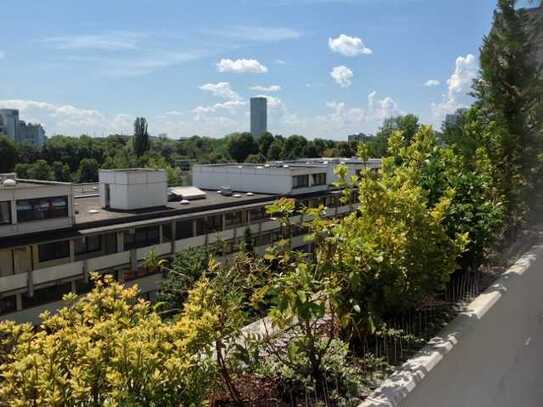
[0,202,11,224]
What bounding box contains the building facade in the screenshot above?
[250,97,267,138]
[0,159,379,324]
[0,109,46,146]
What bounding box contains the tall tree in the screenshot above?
[78,158,99,182]
[226,132,259,162]
[474,0,543,227]
[133,117,150,158]
[0,135,17,173]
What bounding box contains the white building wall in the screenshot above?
[193,165,337,195]
[99,169,167,210]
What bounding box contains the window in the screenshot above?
[225,211,245,228]
[16,196,68,223]
[0,201,11,225]
[124,226,160,250]
[312,173,327,186]
[206,215,223,233]
[38,240,70,262]
[22,282,72,309]
[248,207,268,222]
[292,175,309,189]
[74,235,102,256]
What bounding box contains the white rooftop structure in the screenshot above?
[99,169,167,211]
[193,158,380,195]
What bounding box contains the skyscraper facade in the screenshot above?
[250,97,267,138]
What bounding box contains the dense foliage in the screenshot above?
[0,1,541,405]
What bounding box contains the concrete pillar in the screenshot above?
[129,249,137,275]
[83,260,89,283]
[69,239,76,262]
[170,221,176,254]
[10,199,17,225]
[27,270,34,297]
[192,219,197,238]
[116,231,125,253]
[15,293,22,311]
[70,280,77,293]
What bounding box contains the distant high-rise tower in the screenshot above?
[250,97,267,138]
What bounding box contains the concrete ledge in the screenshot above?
[360,240,543,407]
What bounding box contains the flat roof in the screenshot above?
[74,189,277,227]
[0,186,350,249]
[0,179,72,190]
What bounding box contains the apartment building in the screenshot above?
[0,159,377,324]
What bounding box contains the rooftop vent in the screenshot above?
[2,178,16,188]
[180,199,190,205]
[220,187,233,196]
[233,193,242,198]
[246,192,254,196]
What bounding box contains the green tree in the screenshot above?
[27,160,54,180]
[78,158,99,182]
[227,132,259,162]
[14,163,30,179]
[157,247,210,314]
[474,0,543,228]
[281,135,307,160]
[133,117,150,158]
[258,132,274,158]
[0,135,18,173]
[372,114,421,156]
[52,161,72,182]
[267,139,283,160]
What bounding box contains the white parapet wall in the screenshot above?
[361,236,543,407]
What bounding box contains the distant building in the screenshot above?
[0,109,46,146]
[250,97,267,138]
[348,133,370,143]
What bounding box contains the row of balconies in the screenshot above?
[0,203,354,302]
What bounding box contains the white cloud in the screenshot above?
[41,32,146,51]
[0,99,133,136]
[330,65,353,88]
[275,59,286,64]
[447,54,477,96]
[208,26,302,42]
[250,85,281,92]
[276,91,401,139]
[424,79,440,87]
[328,34,372,57]
[192,100,247,119]
[217,58,268,74]
[199,82,241,101]
[255,95,282,109]
[432,54,477,119]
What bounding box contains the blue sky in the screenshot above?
[0,0,516,139]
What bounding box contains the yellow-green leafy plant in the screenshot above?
[0,274,215,407]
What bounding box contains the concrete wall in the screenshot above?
[362,238,543,407]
